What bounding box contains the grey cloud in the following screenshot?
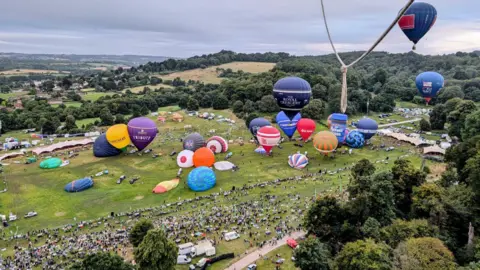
[0,0,478,57]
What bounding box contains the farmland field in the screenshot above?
[157,62,275,83]
[0,69,68,75]
[81,91,118,101]
[0,91,28,100]
[126,83,173,93]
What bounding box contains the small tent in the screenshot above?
[172,113,184,122]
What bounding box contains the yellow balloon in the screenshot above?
[106,124,131,149]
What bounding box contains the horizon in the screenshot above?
[0,0,478,57]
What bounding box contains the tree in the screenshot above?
[374,69,388,85]
[461,110,480,141]
[243,100,256,114]
[429,104,447,130]
[370,94,395,113]
[380,219,438,248]
[393,237,457,270]
[41,80,55,92]
[115,114,126,124]
[419,118,431,131]
[411,183,443,220]
[301,99,325,120]
[437,86,465,103]
[439,168,459,188]
[99,108,114,126]
[334,239,392,270]
[444,98,463,114]
[293,236,332,270]
[178,95,189,109]
[391,159,426,216]
[361,217,381,240]
[129,219,154,247]
[212,95,229,110]
[65,115,77,131]
[199,95,212,108]
[257,95,279,113]
[312,84,328,100]
[134,229,178,270]
[232,100,244,113]
[447,100,477,138]
[69,252,133,270]
[186,97,199,111]
[351,159,375,180]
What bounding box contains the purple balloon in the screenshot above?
[127,117,158,150]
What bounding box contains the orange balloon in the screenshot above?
[193,147,215,167]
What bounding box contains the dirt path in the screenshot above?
[378,118,421,128]
[225,231,306,270]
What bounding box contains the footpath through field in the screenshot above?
[225,231,306,270]
[378,118,421,128]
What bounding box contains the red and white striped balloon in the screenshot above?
[206,136,228,154]
[256,126,281,154]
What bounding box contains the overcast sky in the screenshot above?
[0,0,478,57]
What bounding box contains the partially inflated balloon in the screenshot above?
[177,150,194,168]
[106,124,131,149]
[206,136,228,154]
[183,133,205,152]
[93,134,123,157]
[346,130,365,149]
[127,117,158,151]
[256,126,281,154]
[398,2,437,49]
[357,118,378,140]
[273,77,312,120]
[248,118,271,142]
[276,112,300,139]
[193,147,215,167]
[415,71,444,104]
[297,118,316,141]
[313,131,338,154]
[328,113,348,144]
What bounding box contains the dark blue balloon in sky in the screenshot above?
[249,118,271,141]
[276,112,301,138]
[93,134,122,158]
[415,71,444,103]
[357,118,378,140]
[273,77,312,120]
[398,2,437,47]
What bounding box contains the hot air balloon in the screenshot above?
[415,71,444,104]
[187,167,216,192]
[206,136,228,154]
[254,146,267,155]
[39,158,62,169]
[288,154,309,170]
[256,126,281,154]
[273,77,312,120]
[106,124,131,149]
[214,161,235,171]
[177,150,194,168]
[127,117,158,151]
[313,131,338,154]
[152,178,179,194]
[248,118,271,142]
[183,133,205,152]
[193,147,215,167]
[276,112,301,139]
[345,130,365,149]
[328,113,348,144]
[297,118,316,141]
[93,134,123,157]
[64,177,94,192]
[357,118,378,140]
[398,2,437,50]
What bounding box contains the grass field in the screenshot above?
[156,62,275,84]
[75,117,100,127]
[0,91,28,100]
[51,101,83,108]
[0,107,427,233]
[0,69,68,76]
[254,245,298,270]
[81,91,118,101]
[126,84,174,93]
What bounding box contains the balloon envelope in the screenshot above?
[214,161,235,171]
[273,77,312,119]
[313,131,338,153]
[256,126,281,153]
[106,124,131,149]
[40,158,62,169]
[276,112,300,138]
[64,177,94,192]
[288,154,309,170]
[177,150,194,168]
[357,118,378,140]
[193,147,215,167]
[187,167,216,192]
[206,136,228,154]
[127,117,158,151]
[297,118,316,141]
[249,118,271,141]
[152,178,179,194]
[93,134,123,157]
[415,71,444,103]
[346,130,365,148]
[398,2,437,46]
[183,133,205,152]
[328,113,348,144]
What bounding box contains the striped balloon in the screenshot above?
[313,131,338,154]
[256,126,281,154]
[206,136,228,154]
[288,154,309,170]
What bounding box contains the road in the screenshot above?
[225,231,306,270]
[378,118,421,128]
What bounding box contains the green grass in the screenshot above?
[395,101,429,109]
[80,88,95,92]
[81,92,118,101]
[254,245,297,270]
[76,117,100,127]
[51,101,82,108]
[0,91,28,100]
[126,84,173,93]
